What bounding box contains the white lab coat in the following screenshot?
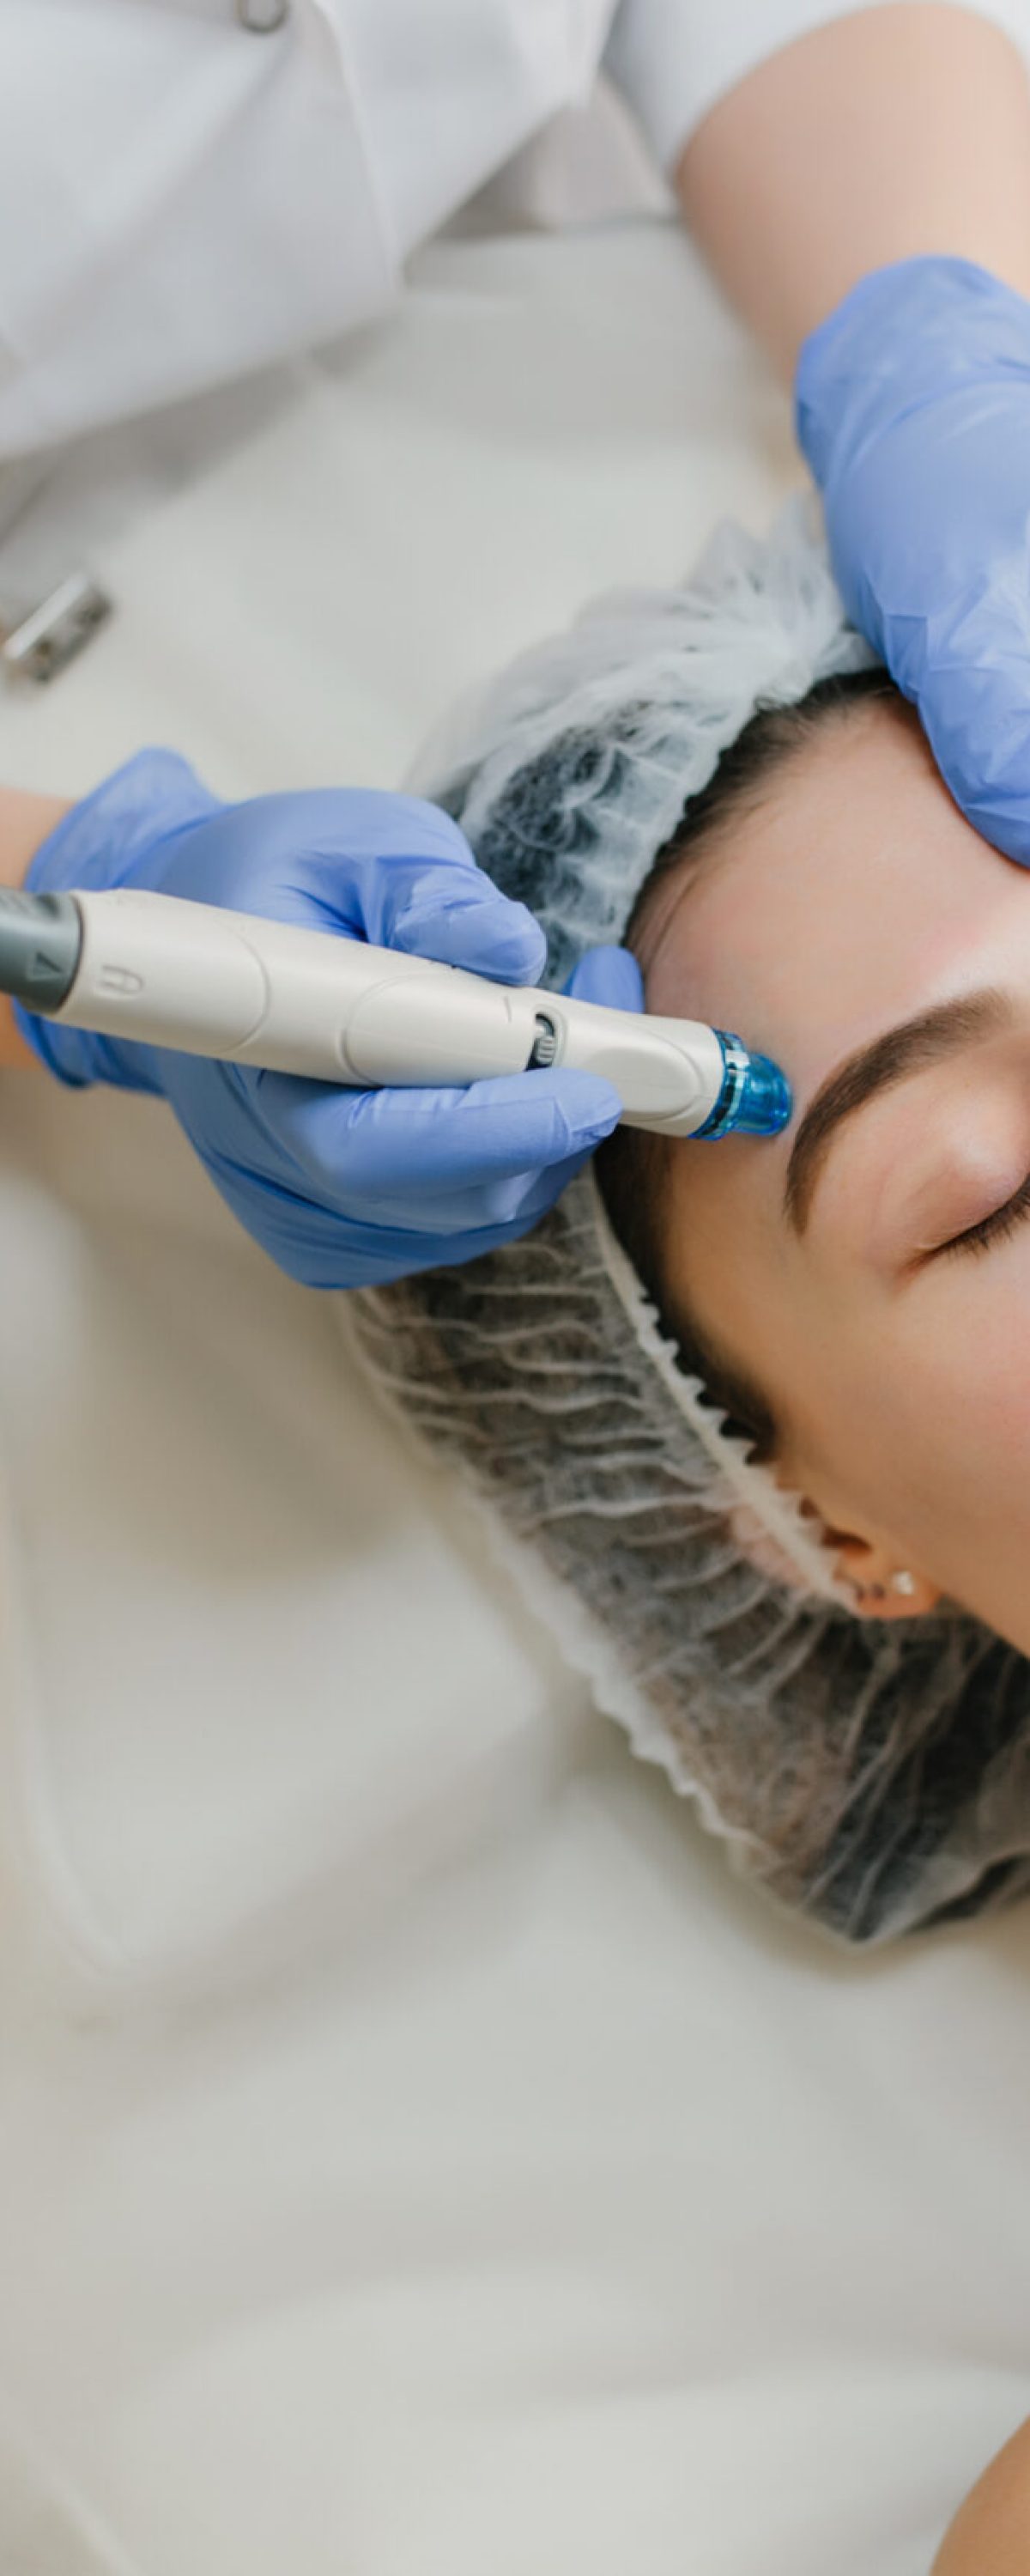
[2,0,1027,458]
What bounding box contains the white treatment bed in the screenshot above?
[0,210,1028,2576]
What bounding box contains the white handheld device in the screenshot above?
[0,886,791,1139]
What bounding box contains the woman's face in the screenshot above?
[642,696,1030,1652]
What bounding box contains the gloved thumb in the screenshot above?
[564,944,645,1012]
[913,650,1030,871]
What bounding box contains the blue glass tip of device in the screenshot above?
[733,1048,793,1136]
[697,1032,792,1139]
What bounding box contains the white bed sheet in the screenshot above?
[0,219,1027,2576]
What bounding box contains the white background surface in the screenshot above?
[0,218,1028,2574]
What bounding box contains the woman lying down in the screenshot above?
[348,502,1030,1953]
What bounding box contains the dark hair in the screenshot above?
[596,665,902,1460]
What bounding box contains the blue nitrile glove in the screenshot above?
[15,749,634,1288]
[796,254,1030,865]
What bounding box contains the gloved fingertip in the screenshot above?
[487,902,550,985]
[564,944,644,1013]
[545,1068,624,1145]
[949,809,1021,869]
[397,890,547,985]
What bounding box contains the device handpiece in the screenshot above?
[0,886,791,1140]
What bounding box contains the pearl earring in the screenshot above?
[891,1571,917,1597]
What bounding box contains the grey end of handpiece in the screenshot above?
[0,888,82,1012]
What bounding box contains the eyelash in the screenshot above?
[941,1171,1030,1261]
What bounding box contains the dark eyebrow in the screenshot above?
[785,988,1015,1234]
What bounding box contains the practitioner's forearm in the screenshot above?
[0,788,71,1067]
[676,4,1030,380]
[930,2409,1030,2570]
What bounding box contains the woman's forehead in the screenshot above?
[644,702,1014,1095]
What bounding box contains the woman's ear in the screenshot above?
[827,1528,941,1620]
[747,1446,942,1619]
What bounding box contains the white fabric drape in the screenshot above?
[0,0,1027,451]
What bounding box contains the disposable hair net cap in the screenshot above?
[343,501,1030,1946]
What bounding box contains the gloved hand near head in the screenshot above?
[15,750,634,1288]
[797,254,1030,866]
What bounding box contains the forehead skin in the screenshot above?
[642,697,1027,1391]
[644,696,1009,1114]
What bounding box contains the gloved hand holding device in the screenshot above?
[15,749,633,1288]
[797,253,1030,867]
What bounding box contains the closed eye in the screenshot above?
[938,1170,1030,1261]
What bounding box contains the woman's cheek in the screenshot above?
[960,1275,1030,1475]
[794,1298,994,1550]
[877,1271,1030,1570]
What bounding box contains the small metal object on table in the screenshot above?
[0,571,113,686]
[236,0,289,28]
